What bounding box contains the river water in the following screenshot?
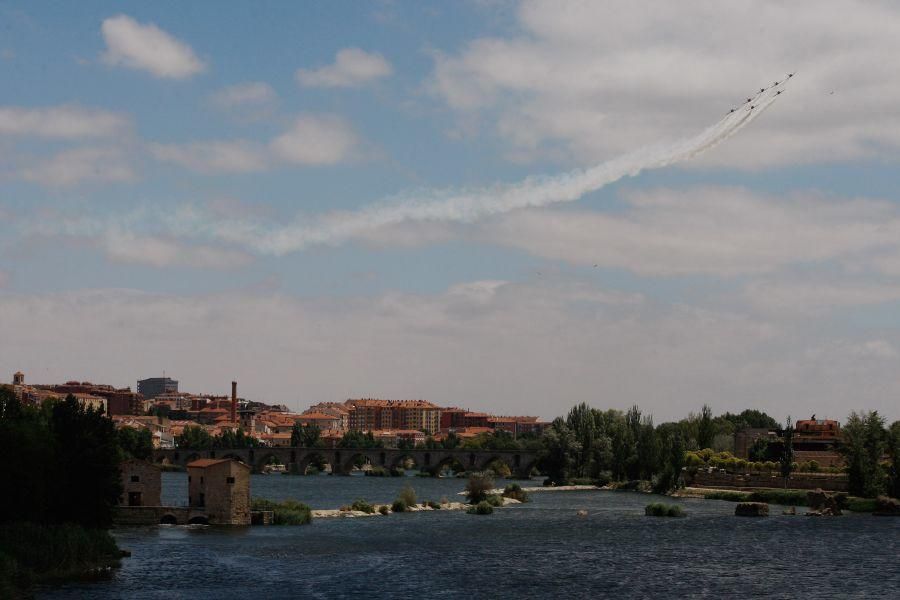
[40,473,900,599]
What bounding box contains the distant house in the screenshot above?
[187,459,251,525]
[119,459,162,507]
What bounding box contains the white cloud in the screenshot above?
[101,14,205,79]
[147,114,362,173]
[102,231,252,269]
[209,82,278,122]
[20,146,137,187]
[480,186,900,276]
[210,82,277,109]
[1,282,897,421]
[0,105,130,139]
[149,140,268,174]
[270,114,360,165]
[296,48,392,88]
[429,0,900,168]
[744,280,900,314]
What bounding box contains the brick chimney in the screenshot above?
[231,381,237,424]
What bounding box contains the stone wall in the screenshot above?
[119,459,162,506]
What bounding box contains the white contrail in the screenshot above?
[195,79,790,255]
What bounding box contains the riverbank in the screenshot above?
[461,484,601,496]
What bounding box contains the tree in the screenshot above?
[338,430,383,449]
[780,416,795,488]
[840,411,887,498]
[465,473,495,504]
[653,431,685,493]
[441,432,461,449]
[176,425,212,449]
[291,423,323,448]
[540,418,581,485]
[117,426,153,460]
[48,395,122,528]
[696,404,715,450]
[887,421,900,499]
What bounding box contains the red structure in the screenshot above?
[230,381,237,424]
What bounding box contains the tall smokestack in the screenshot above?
[231,381,237,424]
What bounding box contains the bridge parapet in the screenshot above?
[152,447,538,478]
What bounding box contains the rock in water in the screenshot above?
[807,488,842,516]
[735,502,769,517]
[576,510,588,517]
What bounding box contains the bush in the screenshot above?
[645,503,685,517]
[389,467,405,477]
[748,490,808,506]
[365,467,387,477]
[391,500,408,513]
[398,485,417,507]
[467,501,494,515]
[465,473,496,504]
[0,522,121,592]
[502,483,530,503]
[251,498,312,525]
[427,501,441,510]
[485,494,503,507]
[378,505,390,515]
[350,499,375,514]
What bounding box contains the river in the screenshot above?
[39,473,900,599]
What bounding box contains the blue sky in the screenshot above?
[2,1,899,422]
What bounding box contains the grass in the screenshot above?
[702,491,751,502]
[0,523,122,595]
[645,503,686,517]
[251,498,312,525]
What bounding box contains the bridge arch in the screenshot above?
[431,454,467,476]
[188,515,209,525]
[297,451,331,475]
[159,514,178,525]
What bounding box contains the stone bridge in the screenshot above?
[152,446,538,477]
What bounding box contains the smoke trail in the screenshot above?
[202,80,789,255]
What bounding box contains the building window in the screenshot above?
[130,475,140,483]
[226,476,235,484]
[188,476,192,482]
[200,476,204,484]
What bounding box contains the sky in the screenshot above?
[2,0,900,422]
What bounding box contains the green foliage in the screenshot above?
[467,501,494,515]
[0,522,121,592]
[645,503,685,517]
[426,500,441,509]
[250,498,312,525]
[465,473,495,504]
[441,432,461,449]
[780,416,795,483]
[747,490,808,506]
[888,421,900,499]
[398,484,417,507]
[116,427,153,460]
[540,418,581,484]
[338,430,384,449]
[350,499,375,514]
[213,427,261,449]
[502,483,530,502]
[839,411,889,498]
[703,491,751,502]
[0,391,123,529]
[845,497,878,513]
[291,423,323,448]
[697,404,715,451]
[378,505,390,515]
[365,466,387,477]
[485,494,503,507]
[391,499,408,513]
[176,425,212,449]
[720,409,779,431]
